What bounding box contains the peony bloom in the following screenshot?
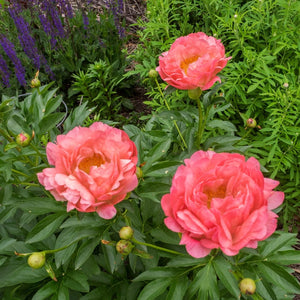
[37,122,138,219]
[156,32,231,91]
[161,151,284,257]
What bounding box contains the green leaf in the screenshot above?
[55,227,100,268]
[260,232,297,257]
[167,256,209,268]
[26,213,67,244]
[213,255,240,298]
[267,250,300,265]
[143,139,172,172]
[57,283,70,300]
[0,238,17,254]
[150,227,180,245]
[137,278,173,300]
[133,267,181,281]
[32,281,58,300]
[63,271,89,293]
[257,261,300,294]
[75,236,102,270]
[187,262,219,299]
[207,120,237,132]
[144,161,181,177]
[0,257,47,288]
[247,82,261,93]
[166,277,189,300]
[13,196,66,214]
[38,113,65,134]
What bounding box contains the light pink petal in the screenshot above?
[96,205,117,219]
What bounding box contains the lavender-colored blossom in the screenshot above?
[0,54,10,87]
[40,1,66,39]
[82,13,89,30]
[8,6,41,69]
[57,0,74,19]
[0,35,26,86]
[105,0,126,39]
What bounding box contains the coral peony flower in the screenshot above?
[37,122,138,219]
[156,32,231,90]
[161,151,284,257]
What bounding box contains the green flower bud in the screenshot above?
[16,132,31,147]
[148,69,158,78]
[246,118,257,128]
[239,278,256,295]
[30,78,41,88]
[188,87,202,100]
[136,166,143,179]
[28,252,46,269]
[119,226,134,240]
[116,240,134,256]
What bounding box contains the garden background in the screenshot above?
[0,0,299,299]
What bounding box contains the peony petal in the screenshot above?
[96,205,117,219]
[180,233,211,258]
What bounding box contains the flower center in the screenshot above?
[180,56,199,74]
[204,186,226,209]
[78,154,105,174]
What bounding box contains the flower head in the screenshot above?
[37,122,138,219]
[156,32,231,91]
[161,151,284,258]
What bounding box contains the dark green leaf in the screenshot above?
[26,213,67,244]
[257,261,300,294]
[166,277,189,300]
[137,278,173,300]
[133,267,181,281]
[38,113,65,134]
[32,281,58,300]
[63,271,89,293]
[213,255,240,298]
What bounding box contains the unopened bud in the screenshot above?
[116,240,134,256]
[283,82,289,88]
[28,252,46,269]
[246,118,257,128]
[119,226,134,240]
[239,278,256,295]
[16,132,31,147]
[136,166,143,179]
[149,69,158,78]
[30,78,41,88]
[188,87,202,100]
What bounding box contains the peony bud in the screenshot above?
[283,82,289,88]
[30,78,41,88]
[136,166,143,179]
[16,132,31,147]
[246,118,257,128]
[239,278,256,295]
[119,226,134,240]
[116,240,134,256]
[148,69,158,78]
[188,87,202,100]
[27,252,46,269]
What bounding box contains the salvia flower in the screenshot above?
[0,35,26,86]
[0,53,10,87]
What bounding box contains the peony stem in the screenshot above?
[132,237,185,256]
[196,97,205,147]
[155,78,188,150]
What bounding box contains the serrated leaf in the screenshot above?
[26,213,67,244]
[213,255,240,298]
[257,261,300,294]
[137,278,173,300]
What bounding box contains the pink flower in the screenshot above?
[156,32,231,90]
[161,151,284,257]
[37,122,138,219]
